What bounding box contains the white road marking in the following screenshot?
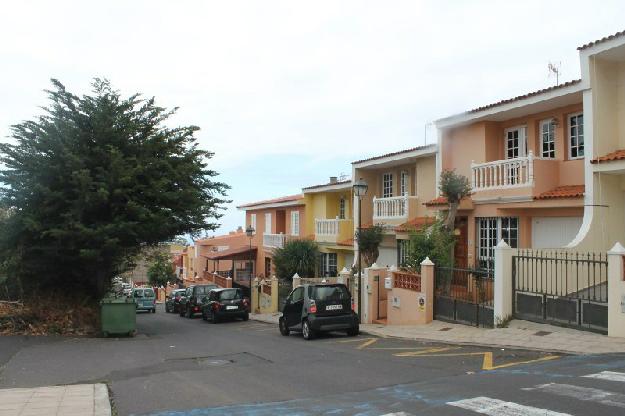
[533,383,625,409]
[380,413,413,416]
[583,371,625,383]
[447,396,571,415]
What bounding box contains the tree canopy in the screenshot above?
[356,224,384,267]
[439,169,471,230]
[147,251,176,287]
[0,79,228,298]
[272,239,319,280]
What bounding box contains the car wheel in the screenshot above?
[186,307,192,319]
[302,320,315,340]
[152,308,156,314]
[212,313,220,324]
[346,325,359,337]
[279,318,290,336]
[202,310,208,321]
[179,307,185,317]
[242,312,249,321]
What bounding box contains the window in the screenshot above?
[319,253,338,277]
[476,217,519,270]
[264,213,272,234]
[383,173,393,198]
[250,214,257,232]
[400,171,409,196]
[397,239,411,267]
[291,286,304,303]
[540,120,555,158]
[569,113,584,159]
[505,127,527,159]
[339,197,346,220]
[290,211,300,236]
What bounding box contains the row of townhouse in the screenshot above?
[232,30,625,284]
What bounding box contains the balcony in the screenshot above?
[471,152,535,191]
[263,233,288,249]
[314,218,354,244]
[373,195,418,223]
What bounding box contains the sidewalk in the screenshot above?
[0,384,111,416]
[249,313,625,355]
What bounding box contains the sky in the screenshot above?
[1,1,624,238]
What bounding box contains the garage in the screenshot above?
[531,217,583,248]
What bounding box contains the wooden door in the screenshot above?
[454,217,468,268]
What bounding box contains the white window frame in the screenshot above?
[250,214,257,233]
[382,173,393,198]
[319,252,338,277]
[504,126,527,159]
[400,170,409,196]
[290,211,300,236]
[476,217,519,270]
[568,112,584,160]
[540,119,556,159]
[264,213,272,234]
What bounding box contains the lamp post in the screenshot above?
[245,225,255,299]
[352,178,368,323]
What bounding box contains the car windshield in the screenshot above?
[196,285,217,295]
[142,288,155,298]
[133,289,143,298]
[219,289,240,301]
[310,285,350,302]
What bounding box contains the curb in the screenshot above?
[94,383,112,416]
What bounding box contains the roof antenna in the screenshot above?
[548,62,561,86]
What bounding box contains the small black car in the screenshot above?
[165,289,187,313]
[201,288,250,323]
[180,284,218,318]
[279,283,359,340]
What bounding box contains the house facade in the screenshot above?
[302,177,354,276]
[434,82,586,269]
[352,145,438,267]
[237,194,306,278]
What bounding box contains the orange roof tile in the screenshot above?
[352,144,436,165]
[395,217,436,232]
[591,149,625,164]
[535,185,585,200]
[337,238,354,247]
[424,196,448,206]
[237,194,303,209]
[578,29,625,50]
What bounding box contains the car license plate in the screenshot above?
[326,304,342,311]
[226,305,238,310]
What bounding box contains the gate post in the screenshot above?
[420,257,435,324]
[494,240,514,326]
[251,277,260,314]
[292,273,301,289]
[608,242,625,338]
[270,276,279,313]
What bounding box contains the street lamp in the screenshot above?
[245,225,255,299]
[352,178,368,323]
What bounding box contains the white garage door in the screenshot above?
[532,217,583,249]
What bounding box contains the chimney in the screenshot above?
[329,176,338,184]
[236,226,243,233]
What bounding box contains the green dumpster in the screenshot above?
[100,296,137,337]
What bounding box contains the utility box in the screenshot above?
[100,296,136,337]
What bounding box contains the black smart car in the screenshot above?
[179,284,218,318]
[165,289,186,313]
[279,283,359,340]
[201,288,250,323]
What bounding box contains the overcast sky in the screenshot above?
[1,1,624,238]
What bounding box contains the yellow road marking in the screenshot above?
[482,353,560,370]
[357,338,379,350]
[394,350,560,370]
[394,347,461,356]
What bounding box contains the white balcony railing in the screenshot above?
[315,218,340,236]
[373,195,408,220]
[263,233,287,249]
[471,151,535,191]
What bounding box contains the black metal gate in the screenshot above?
[277,279,293,312]
[512,250,608,333]
[434,266,494,328]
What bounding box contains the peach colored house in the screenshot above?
[193,228,251,281]
[237,194,306,279]
[434,80,586,269]
[352,145,438,267]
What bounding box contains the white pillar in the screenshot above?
[494,240,514,326]
[608,242,625,338]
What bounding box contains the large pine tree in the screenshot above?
[0,79,228,298]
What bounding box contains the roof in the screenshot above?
[204,246,257,260]
[237,194,303,209]
[590,149,625,164]
[578,29,625,51]
[195,231,246,244]
[302,179,351,191]
[395,217,436,232]
[352,144,436,165]
[467,80,582,114]
[534,185,585,200]
[337,237,354,247]
[424,196,448,206]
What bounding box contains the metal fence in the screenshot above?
[512,250,608,332]
[278,279,293,311]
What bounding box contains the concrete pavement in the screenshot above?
[0,384,111,416]
[249,312,625,354]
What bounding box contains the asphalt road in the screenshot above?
[1,304,625,416]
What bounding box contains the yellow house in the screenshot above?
[302,177,355,276]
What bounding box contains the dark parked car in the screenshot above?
[180,284,218,318]
[279,283,358,340]
[201,288,250,323]
[165,289,187,313]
